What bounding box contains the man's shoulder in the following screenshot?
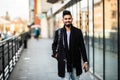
[55,28,62,32]
[54,28,63,34]
[72,26,81,31]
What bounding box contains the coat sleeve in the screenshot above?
[52,30,58,58]
[79,30,88,63]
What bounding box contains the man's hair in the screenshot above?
[62,10,72,17]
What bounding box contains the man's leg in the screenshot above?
[71,68,80,80]
[60,73,71,80]
[65,72,71,80]
[63,62,71,80]
[60,68,71,80]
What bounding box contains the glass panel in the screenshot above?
[80,0,89,55]
[88,0,93,73]
[80,0,88,34]
[104,0,118,80]
[94,0,103,79]
[119,1,120,79]
[72,3,77,27]
[76,1,80,28]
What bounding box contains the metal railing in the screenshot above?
[0,32,27,80]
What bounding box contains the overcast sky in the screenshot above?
[0,0,29,21]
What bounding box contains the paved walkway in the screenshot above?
[8,38,98,80]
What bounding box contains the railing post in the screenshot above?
[7,40,11,76]
[12,39,14,67]
[24,33,28,49]
[15,38,17,61]
[2,43,5,80]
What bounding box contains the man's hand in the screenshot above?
[55,53,58,58]
[83,62,89,72]
[52,53,58,59]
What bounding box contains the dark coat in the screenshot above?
[52,25,88,77]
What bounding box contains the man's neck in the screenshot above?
[65,26,71,31]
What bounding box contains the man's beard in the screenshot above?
[65,24,72,27]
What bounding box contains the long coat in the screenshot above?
[52,25,88,77]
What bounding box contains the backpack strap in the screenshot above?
[56,29,61,52]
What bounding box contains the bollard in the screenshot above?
[24,32,28,49]
[24,39,27,48]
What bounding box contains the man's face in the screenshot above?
[63,15,73,27]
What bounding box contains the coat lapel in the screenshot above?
[69,26,74,50]
[62,26,74,51]
[63,28,69,51]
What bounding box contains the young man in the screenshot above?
[52,10,89,80]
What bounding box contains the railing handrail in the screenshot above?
[0,32,28,43]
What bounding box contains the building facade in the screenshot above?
[47,0,120,80]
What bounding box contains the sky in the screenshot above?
[0,0,29,21]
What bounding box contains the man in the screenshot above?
[52,10,89,80]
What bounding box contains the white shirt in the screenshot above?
[67,31,70,48]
